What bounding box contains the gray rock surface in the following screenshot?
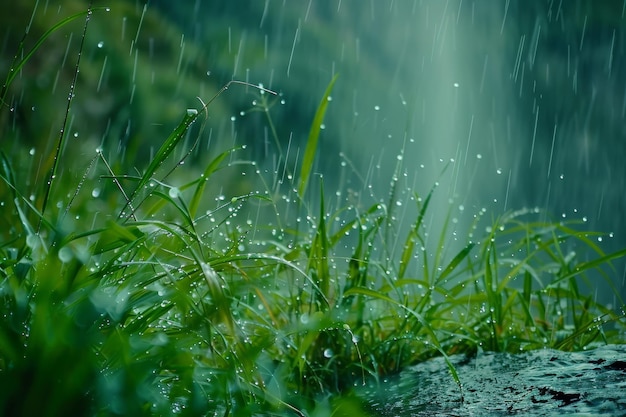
[363,344,626,416]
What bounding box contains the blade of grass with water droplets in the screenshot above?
[436,242,475,284]
[120,110,199,220]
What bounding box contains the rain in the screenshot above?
[1,0,626,415]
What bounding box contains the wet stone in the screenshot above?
[361,344,626,416]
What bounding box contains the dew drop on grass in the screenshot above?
[58,246,73,263]
[169,187,180,198]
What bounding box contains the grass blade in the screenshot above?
[436,242,475,284]
[120,110,199,220]
[298,74,338,198]
[188,147,237,218]
[0,7,108,104]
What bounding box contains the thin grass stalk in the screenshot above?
[39,1,94,233]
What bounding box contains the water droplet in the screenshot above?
[97,41,104,48]
[58,246,73,263]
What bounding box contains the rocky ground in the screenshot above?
[362,344,626,416]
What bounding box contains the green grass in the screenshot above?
[1,4,625,416]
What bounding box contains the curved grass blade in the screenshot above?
[436,242,475,284]
[119,110,199,220]
[298,73,338,198]
[188,147,238,218]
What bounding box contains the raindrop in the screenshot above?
[97,41,104,48]
[58,246,73,263]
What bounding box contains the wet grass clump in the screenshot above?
[1,4,625,416]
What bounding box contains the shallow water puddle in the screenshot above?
[362,344,626,416]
